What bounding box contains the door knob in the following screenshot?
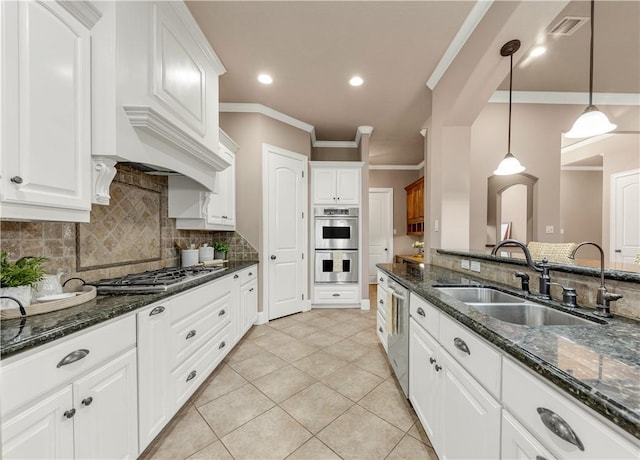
[384,248,388,251]
[10,176,23,184]
[270,255,276,260]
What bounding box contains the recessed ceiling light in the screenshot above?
[529,46,546,58]
[349,76,364,87]
[257,74,273,85]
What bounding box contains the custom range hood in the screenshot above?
[90,1,228,204]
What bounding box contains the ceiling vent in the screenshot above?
[548,16,589,36]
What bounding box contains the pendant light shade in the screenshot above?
[493,39,525,176]
[565,0,616,139]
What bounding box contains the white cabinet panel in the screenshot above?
[2,386,74,460]
[73,349,138,460]
[312,168,337,205]
[1,0,91,221]
[502,411,557,460]
[310,163,362,205]
[335,168,360,204]
[241,278,258,336]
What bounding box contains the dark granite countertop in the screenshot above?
[1,261,259,360]
[438,249,640,283]
[377,263,640,441]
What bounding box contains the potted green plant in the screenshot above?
[0,251,46,309]
[212,242,229,260]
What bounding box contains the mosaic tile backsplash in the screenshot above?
[0,165,258,284]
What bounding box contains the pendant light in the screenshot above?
[493,39,525,176]
[565,0,616,139]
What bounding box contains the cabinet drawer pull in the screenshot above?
[234,274,239,279]
[378,327,383,333]
[537,407,584,451]
[57,349,89,368]
[219,341,226,350]
[249,288,254,292]
[10,176,23,185]
[185,330,197,340]
[416,307,426,317]
[81,397,93,406]
[379,277,384,282]
[64,408,76,419]
[332,293,340,297]
[379,299,384,304]
[536,457,547,460]
[429,357,436,364]
[218,309,226,317]
[186,370,197,382]
[149,306,165,316]
[434,364,442,372]
[248,272,253,276]
[454,337,470,355]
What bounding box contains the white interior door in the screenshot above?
[368,188,393,283]
[264,145,307,320]
[611,169,640,265]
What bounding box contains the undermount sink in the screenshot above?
[435,287,525,304]
[435,286,599,326]
[471,303,596,326]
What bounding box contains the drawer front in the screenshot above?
[409,293,440,339]
[503,359,639,460]
[376,311,388,352]
[170,298,231,370]
[171,325,230,410]
[377,270,388,290]
[1,315,136,418]
[439,314,501,398]
[377,285,389,318]
[314,285,359,303]
[169,276,233,323]
[238,265,257,285]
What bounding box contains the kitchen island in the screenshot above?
[376,263,640,444]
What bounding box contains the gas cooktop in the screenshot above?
[89,266,227,294]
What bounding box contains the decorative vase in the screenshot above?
[0,285,32,309]
[214,250,226,260]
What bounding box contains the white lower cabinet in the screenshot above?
[1,316,138,460]
[240,275,258,336]
[502,411,557,460]
[409,317,501,458]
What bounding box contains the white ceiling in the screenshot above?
[186,1,639,166]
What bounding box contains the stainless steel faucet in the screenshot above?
[491,239,552,300]
[569,242,622,318]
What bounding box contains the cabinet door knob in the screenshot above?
[185,330,197,340]
[219,309,226,317]
[249,288,254,292]
[379,277,384,282]
[248,272,253,276]
[379,327,383,333]
[218,341,226,350]
[234,274,239,279]
[434,364,442,372]
[57,349,90,368]
[332,293,340,297]
[81,397,93,406]
[186,371,197,382]
[10,176,23,184]
[149,306,165,316]
[64,408,76,419]
[454,337,471,355]
[416,307,426,317]
[270,255,276,260]
[537,407,584,451]
[379,299,384,304]
[429,357,436,364]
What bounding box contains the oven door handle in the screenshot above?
[391,291,406,301]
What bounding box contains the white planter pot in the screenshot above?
[214,251,226,260]
[0,285,32,310]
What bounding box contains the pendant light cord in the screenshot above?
[508,52,513,153]
[589,0,594,106]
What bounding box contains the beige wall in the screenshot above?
[501,184,527,241]
[560,170,603,260]
[311,147,359,161]
[369,169,422,256]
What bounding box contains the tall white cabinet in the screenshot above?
[310,163,361,205]
[0,0,99,222]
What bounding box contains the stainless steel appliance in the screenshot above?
[314,207,358,250]
[89,266,227,294]
[387,279,409,397]
[314,250,358,283]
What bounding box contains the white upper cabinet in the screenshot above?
[310,162,362,205]
[168,130,238,231]
[91,1,227,193]
[0,0,99,222]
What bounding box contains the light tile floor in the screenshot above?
[141,292,438,460]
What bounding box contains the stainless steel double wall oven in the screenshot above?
[314,207,358,283]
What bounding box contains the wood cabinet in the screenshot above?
[1,316,138,460]
[405,176,424,235]
[310,162,362,205]
[1,0,97,222]
[168,130,239,231]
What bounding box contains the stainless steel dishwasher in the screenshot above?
[387,279,409,397]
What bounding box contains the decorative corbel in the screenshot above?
[92,157,117,205]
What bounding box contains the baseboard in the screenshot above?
[303,299,312,312]
[360,299,371,310]
[256,311,269,325]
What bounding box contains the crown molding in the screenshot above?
[221,103,374,148]
[58,1,102,29]
[370,161,424,171]
[420,129,427,137]
[219,128,240,154]
[426,0,494,90]
[489,91,640,106]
